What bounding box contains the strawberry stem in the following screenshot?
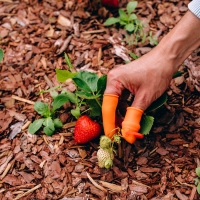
[81,108,91,115]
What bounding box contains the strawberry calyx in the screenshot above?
[99,135,112,149]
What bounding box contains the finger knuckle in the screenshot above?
[107,69,118,80]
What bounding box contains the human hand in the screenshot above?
[102,46,176,144]
[102,11,200,144]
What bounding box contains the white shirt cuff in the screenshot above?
[188,0,200,19]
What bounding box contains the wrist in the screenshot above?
[155,11,200,73]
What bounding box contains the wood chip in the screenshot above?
[86,172,107,193]
[98,180,122,193]
[11,95,35,105]
[62,121,76,129]
[13,184,42,200]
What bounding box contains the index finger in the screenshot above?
[102,94,119,138]
[102,69,127,138]
[104,69,125,96]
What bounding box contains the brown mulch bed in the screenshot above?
[0,0,200,199]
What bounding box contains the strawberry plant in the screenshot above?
[195,167,200,194]
[56,69,106,119]
[56,53,107,118]
[28,68,106,136]
[28,53,107,136]
[0,48,4,62]
[104,1,158,45]
[104,1,140,32]
[28,95,69,136]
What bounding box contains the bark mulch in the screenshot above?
[0,0,200,199]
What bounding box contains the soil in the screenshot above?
[0,0,200,199]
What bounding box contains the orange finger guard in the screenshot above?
[102,94,119,138]
[122,107,144,144]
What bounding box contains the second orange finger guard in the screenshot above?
[122,107,144,144]
[102,94,119,138]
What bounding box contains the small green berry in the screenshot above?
[104,158,113,169]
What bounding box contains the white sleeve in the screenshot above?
[188,0,200,18]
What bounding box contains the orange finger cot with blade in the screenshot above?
[102,94,144,144]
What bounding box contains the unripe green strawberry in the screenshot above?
[97,148,114,169]
[104,158,113,169]
[74,115,101,144]
[99,135,112,149]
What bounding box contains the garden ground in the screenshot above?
[0,0,200,199]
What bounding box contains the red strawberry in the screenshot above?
[74,115,101,144]
[101,0,118,8]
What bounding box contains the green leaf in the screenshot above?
[196,167,200,177]
[125,23,135,32]
[50,91,59,99]
[52,93,69,112]
[87,99,101,117]
[140,115,154,135]
[61,88,67,94]
[129,52,139,60]
[142,33,147,44]
[148,32,158,46]
[173,71,183,79]
[76,91,101,99]
[128,13,137,21]
[127,1,138,15]
[134,20,143,33]
[73,71,98,93]
[64,53,74,72]
[43,117,54,128]
[65,91,78,104]
[34,102,51,117]
[119,9,128,21]
[195,177,199,185]
[43,126,55,136]
[104,17,120,26]
[0,49,4,62]
[28,118,44,134]
[97,75,107,95]
[56,69,77,82]
[146,93,168,113]
[119,20,127,26]
[53,118,63,128]
[71,107,81,119]
[197,184,200,194]
[43,117,55,136]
